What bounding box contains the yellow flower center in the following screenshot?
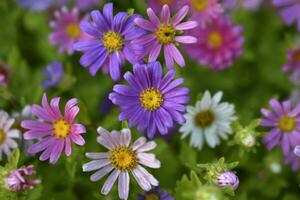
[140,88,164,111]
[278,115,296,132]
[145,194,159,200]
[155,24,176,45]
[102,31,124,52]
[110,147,137,171]
[192,0,208,11]
[0,130,6,144]
[159,0,173,5]
[66,22,81,38]
[195,110,215,127]
[208,31,223,50]
[53,119,71,139]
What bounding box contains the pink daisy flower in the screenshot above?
[21,94,86,164]
[184,15,244,70]
[178,0,223,28]
[283,46,300,85]
[134,5,198,69]
[49,7,89,55]
[83,127,160,200]
[146,0,178,13]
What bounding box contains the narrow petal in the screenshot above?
[118,172,130,200]
[101,170,121,195]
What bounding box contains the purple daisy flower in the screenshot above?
[109,61,189,138]
[272,0,300,30]
[42,61,64,89]
[184,15,244,70]
[261,99,300,157]
[134,5,198,69]
[49,7,90,55]
[282,46,300,85]
[74,3,146,81]
[21,93,86,164]
[5,165,41,191]
[0,63,9,87]
[83,127,160,200]
[138,186,174,200]
[285,151,300,170]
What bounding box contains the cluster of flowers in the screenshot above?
[1,0,300,199]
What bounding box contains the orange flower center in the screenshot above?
[208,31,223,50]
[278,115,296,132]
[53,119,71,139]
[0,130,6,144]
[66,22,81,38]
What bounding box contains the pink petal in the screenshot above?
[172,5,189,26]
[168,43,185,67]
[161,5,170,24]
[50,139,64,164]
[65,137,72,156]
[175,21,198,31]
[175,36,197,44]
[134,18,156,31]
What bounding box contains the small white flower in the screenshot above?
[83,127,160,200]
[241,134,256,148]
[0,110,21,160]
[180,91,237,150]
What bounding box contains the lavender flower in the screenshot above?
[42,61,64,89]
[109,61,189,138]
[5,165,41,191]
[0,63,9,87]
[216,171,239,191]
[74,0,102,11]
[74,3,146,81]
[134,5,198,69]
[17,0,66,12]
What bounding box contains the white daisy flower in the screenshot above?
[83,127,160,200]
[180,91,237,149]
[0,110,21,160]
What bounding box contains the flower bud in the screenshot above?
[216,171,239,191]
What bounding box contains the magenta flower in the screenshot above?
[49,7,89,55]
[283,46,300,85]
[21,94,86,164]
[134,5,198,69]
[261,99,300,157]
[83,127,160,200]
[109,61,189,138]
[0,63,9,87]
[146,0,178,13]
[272,0,300,31]
[184,15,244,70]
[5,165,41,191]
[74,3,146,81]
[178,0,223,28]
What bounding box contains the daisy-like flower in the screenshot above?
[42,61,64,89]
[180,91,236,150]
[146,0,178,14]
[178,0,223,28]
[138,186,174,200]
[283,47,300,85]
[49,7,89,55]
[74,3,146,81]
[134,5,198,69]
[83,127,160,200]
[223,0,263,11]
[4,165,41,191]
[21,93,86,164]
[109,61,189,138]
[0,63,9,87]
[272,0,300,31]
[184,15,244,70]
[0,111,21,161]
[260,99,300,156]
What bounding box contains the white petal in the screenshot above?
[132,167,151,191]
[137,153,161,168]
[6,138,18,148]
[204,126,219,148]
[118,172,130,200]
[4,118,15,132]
[136,165,159,186]
[120,128,131,147]
[136,141,157,152]
[7,129,20,138]
[101,169,120,195]
[90,165,114,182]
[82,159,110,172]
[201,91,212,110]
[131,137,146,151]
[85,152,109,159]
[212,91,223,105]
